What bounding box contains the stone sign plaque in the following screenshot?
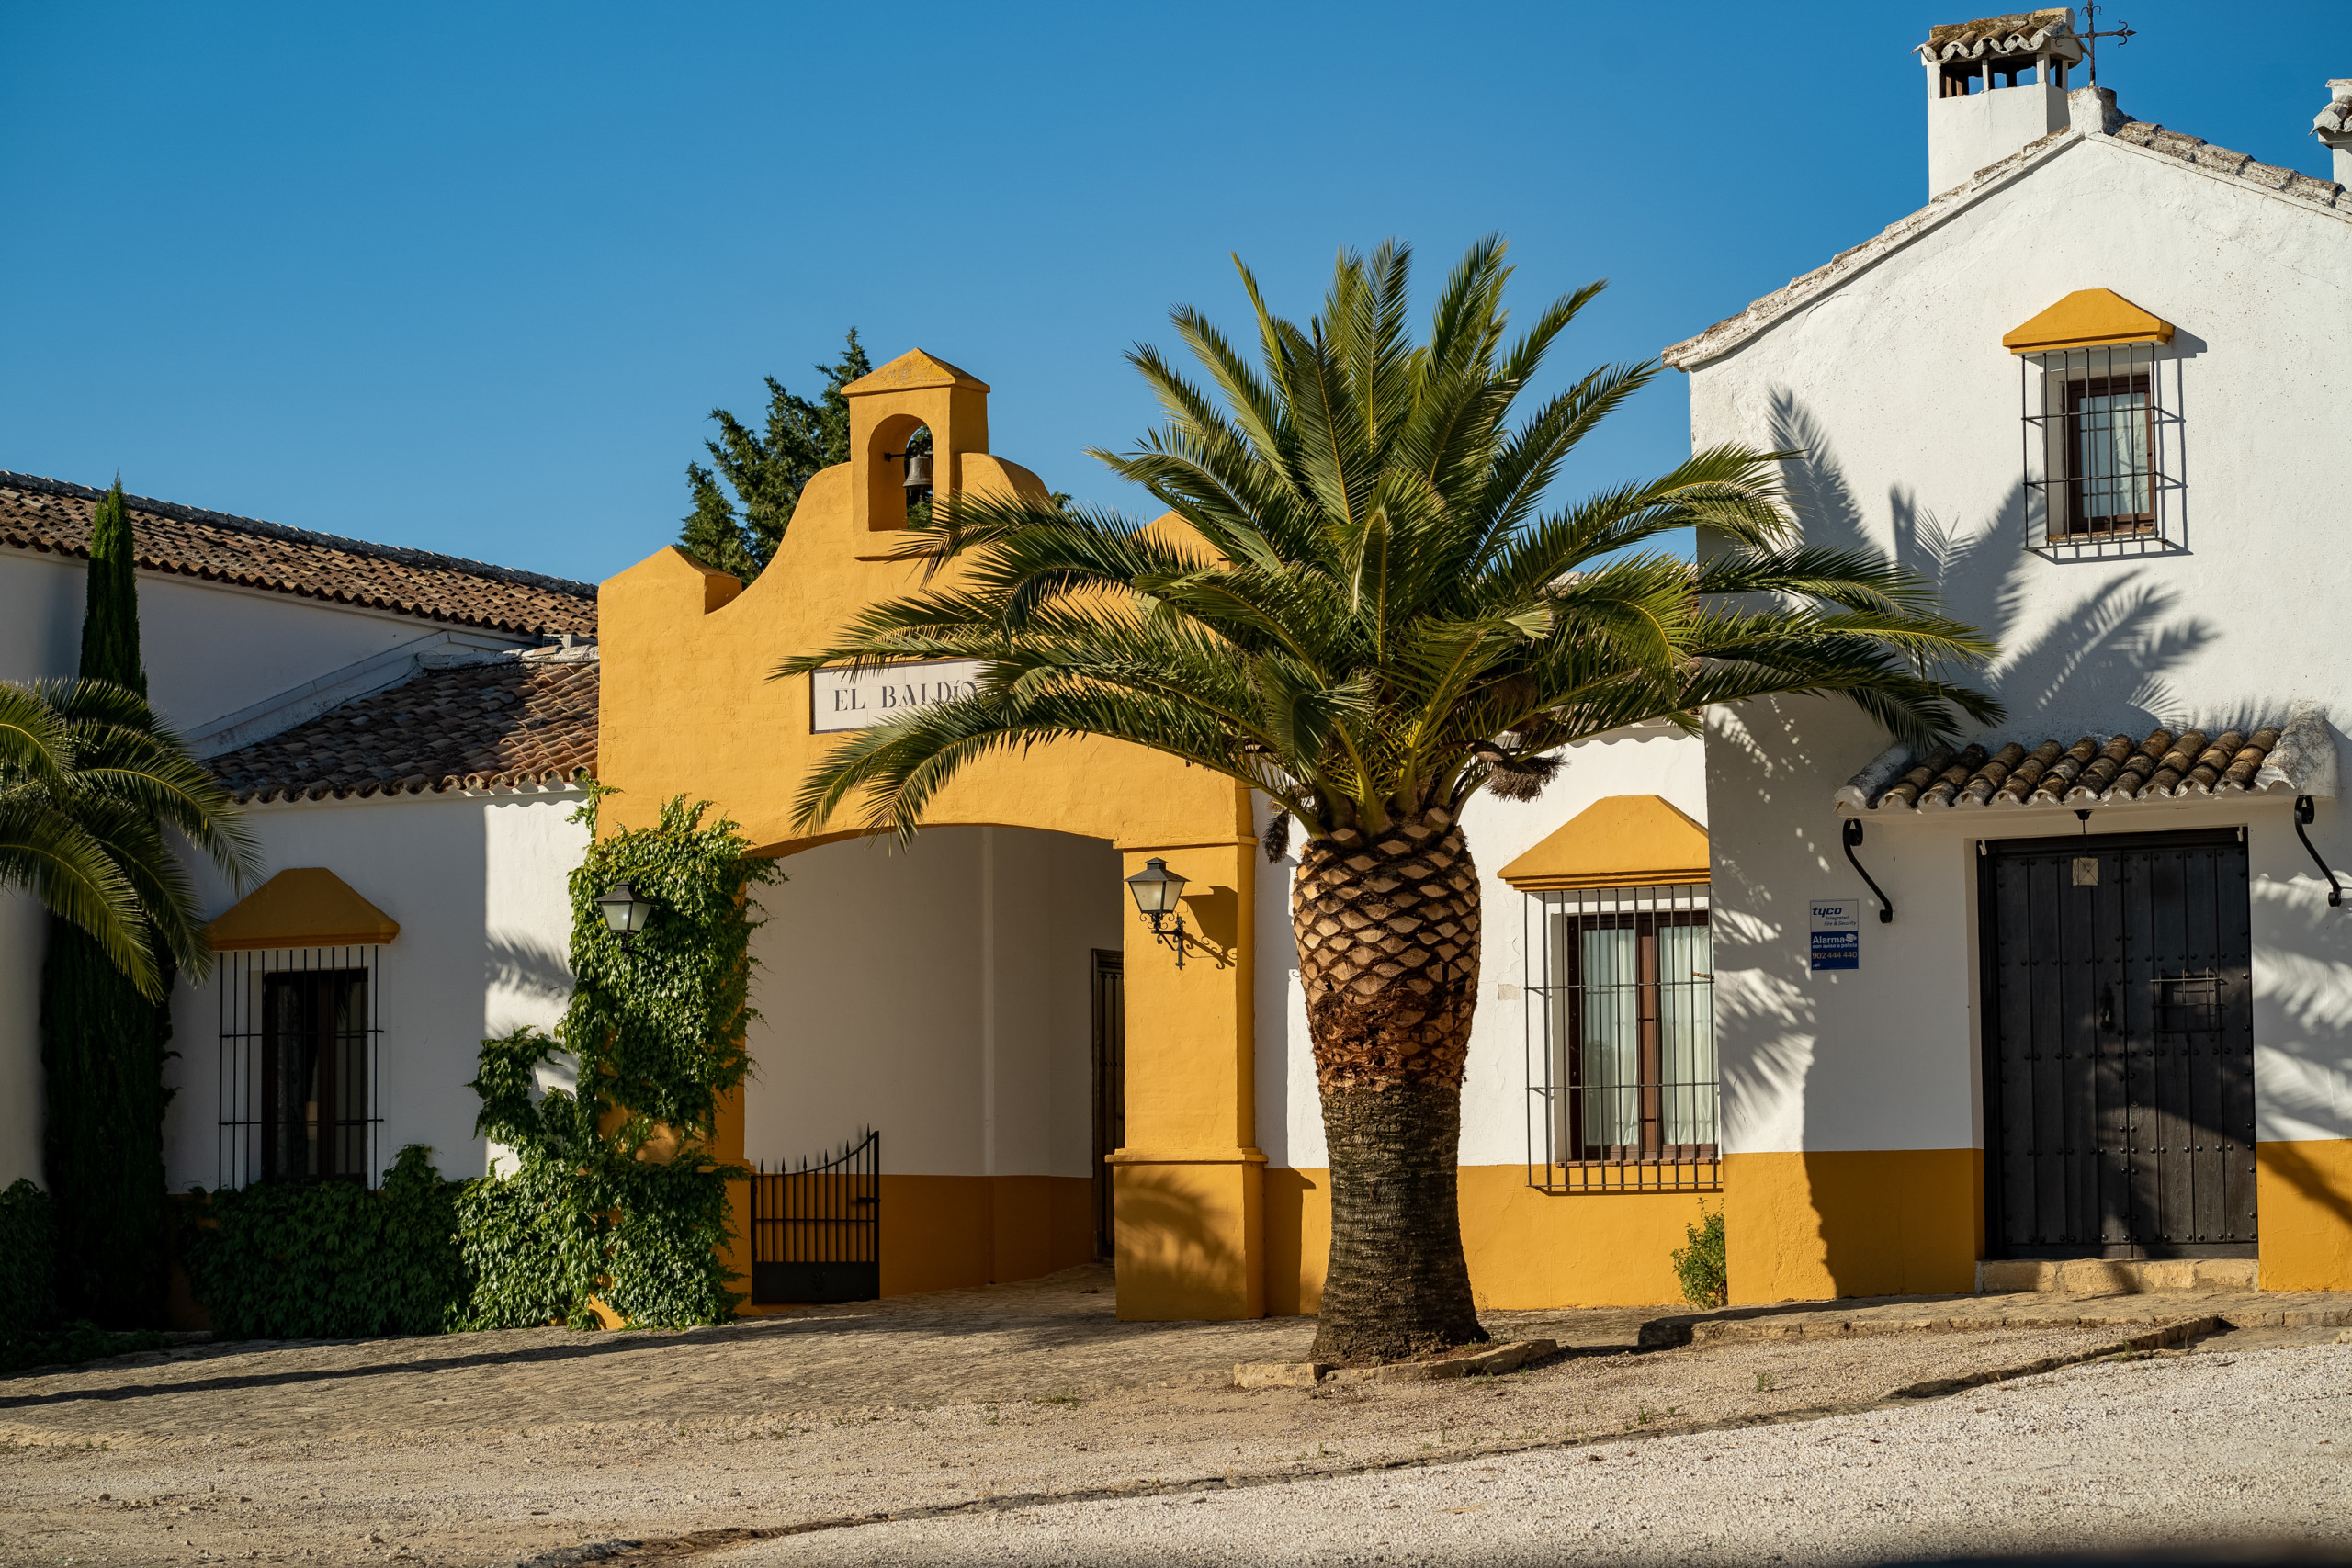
[809,659,985,734]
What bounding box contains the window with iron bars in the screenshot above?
[217,946,383,1189]
[1525,883,1718,1193]
[2021,343,2182,559]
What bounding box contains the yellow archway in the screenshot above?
[597,351,1265,1319]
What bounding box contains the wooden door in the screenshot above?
[1980,828,2256,1258]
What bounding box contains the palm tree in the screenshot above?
[1,678,254,998]
[777,239,2002,1362]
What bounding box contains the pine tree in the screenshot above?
[679,330,873,580]
[41,481,175,1328]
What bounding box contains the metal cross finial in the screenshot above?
[2079,1,2135,87]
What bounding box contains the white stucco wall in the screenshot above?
[742,826,1121,1179]
[1683,127,2352,1158]
[1925,70,2067,198]
[1,546,550,1193]
[1252,725,1711,1171]
[161,789,588,1190]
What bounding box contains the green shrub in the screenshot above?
[0,1179,58,1337]
[184,1145,466,1340]
[1672,1201,1727,1310]
[0,1182,179,1373]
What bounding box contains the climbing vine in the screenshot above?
[458,790,777,1330]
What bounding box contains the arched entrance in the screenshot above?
[597,350,1264,1320]
[743,824,1123,1295]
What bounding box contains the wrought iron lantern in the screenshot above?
[1124,856,1190,967]
[594,879,657,948]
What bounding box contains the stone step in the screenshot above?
[1974,1258,2257,1294]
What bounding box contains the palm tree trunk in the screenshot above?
[1294,807,1486,1363]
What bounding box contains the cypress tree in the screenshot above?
[678,329,872,580]
[40,481,175,1329]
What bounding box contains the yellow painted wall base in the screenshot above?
[1266,1165,1716,1313]
[2256,1139,2352,1291]
[879,1174,1097,1297]
[732,1174,1094,1308]
[1724,1149,1982,1303]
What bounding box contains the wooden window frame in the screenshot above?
[259,967,372,1182]
[2059,370,2155,537]
[1559,908,1716,1168]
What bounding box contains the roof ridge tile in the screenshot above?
[1,470,596,637]
[0,470,595,597]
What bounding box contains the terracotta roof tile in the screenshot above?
[0,471,596,637]
[1917,10,2080,63]
[1837,705,2339,814]
[210,649,598,804]
[2315,81,2352,140]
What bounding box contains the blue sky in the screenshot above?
[5,2,2343,587]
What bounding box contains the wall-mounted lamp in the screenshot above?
[1124,856,1190,967]
[594,879,658,948]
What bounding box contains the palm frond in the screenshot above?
[775,238,1999,841]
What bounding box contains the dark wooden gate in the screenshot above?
[750,1129,879,1303]
[1979,828,2256,1258]
[1091,950,1125,1261]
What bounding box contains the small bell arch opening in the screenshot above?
[881,424,935,527]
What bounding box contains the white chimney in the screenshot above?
[2317,81,2352,186]
[1917,9,2086,197]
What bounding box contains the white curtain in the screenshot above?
[2077,385,2151,519]
[1657,923,1716,1147]
[1579,926,1641,1151]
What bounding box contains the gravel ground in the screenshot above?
[718,1345,2352,1567]
[0,1269,2337,1567]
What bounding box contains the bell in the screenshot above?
[902,451,933,496]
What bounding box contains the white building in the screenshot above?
[0,472,595,1199]
[1663,10,2352,1298]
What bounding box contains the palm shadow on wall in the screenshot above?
[1713,393,2276,1297]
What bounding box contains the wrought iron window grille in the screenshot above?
[1524,882,1720,1194]
[216,945,384,1190]
[2020,343,2185,561]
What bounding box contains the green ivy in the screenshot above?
[183,1145,467,1340]
[458,791,777,1330]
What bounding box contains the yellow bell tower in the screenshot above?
[842,349,994,544]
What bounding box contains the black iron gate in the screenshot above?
[1979,828,2256,1258]
[750,1129,879,1303]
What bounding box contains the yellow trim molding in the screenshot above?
[2002,288,2175,354]
[1498,794,1710,891]
[205,867,399,951]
